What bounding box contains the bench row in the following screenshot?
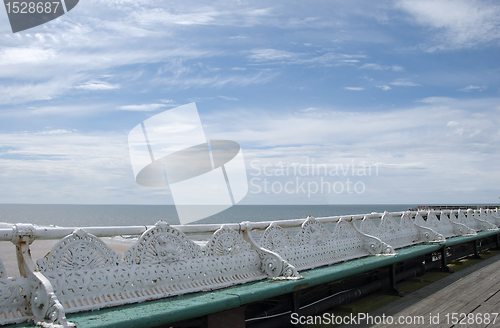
[0,208,498,327]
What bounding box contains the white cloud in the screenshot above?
[0,79,73,104]
[377,85,392,91]
[343,87,365,91]
[128,6,274,28]
[117,103,168,111]
[360,63,383,70]
[10,104,108,116]
[458,85,486,92]
[159,99,174,104]
[219,96,238,101]
[75,81,121,91]
[396,0,500,51]
[34,129,75,135]
[0,131,138,203]
[1,97,499,204]
[0,47,57,65]
[390,80,420,87]
[418,96,454,104]
[338,59,360,63]
[201,98,500,203]
[360,63,404,71]
[155,70,280,88]
[248,49,298,62]
[247,49,367,66]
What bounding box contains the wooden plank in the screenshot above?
[402,267,500,327]
[442,270,500,322]
[482,280,500,304]
[478,289,500,326]
[347,254,500,328]
[427,260,500,327]
[371,262,499,320]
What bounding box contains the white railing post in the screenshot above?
[11,224,75,328]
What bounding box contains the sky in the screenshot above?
[0,0,499,205]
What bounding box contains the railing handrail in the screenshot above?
[0,209,490,241]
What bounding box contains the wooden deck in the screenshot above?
[340,253,500,328]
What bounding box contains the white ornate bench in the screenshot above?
[414,211,475,238]
[36,222,298,315]
[0,209,490,327]
[246,216,394,272]
[359,212,444,249]
[452,209,497,232]
[478,209,500,228]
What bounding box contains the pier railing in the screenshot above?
[0,208,498,327]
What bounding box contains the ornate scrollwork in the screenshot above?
[403,212,444,243]
[241,221,301,279]
[482,209,500,227]
[337,219,393,257]
[416,212,474,238]
[467,209,498,231]
[124,221,202,265]
[296,216,331,246]
[379,242,395,255]
[0,258,31,325]
[334,219,359,240]
[205,225,251,257]
[256,249,301,279]
[30,272,74,328]
[455,209,497,231]
[260,222,292,251]
[379,212,402,236]
[361,212,443,249]
[37,229,121,272]
[358,216,394,255]
[359,215,380,236]
[443,212,476,236]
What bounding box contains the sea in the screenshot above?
[0,204,418,227]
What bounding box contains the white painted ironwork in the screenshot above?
[452,209,498,232]
[247,216,394,272]
[360,212,444,249]
[9,224,74,328]
[478,209,500,227]
[414,212,475,238]
[0,208,495,326]
[0,259,31,325]
[241,222,301,279]
[37,222,269,315]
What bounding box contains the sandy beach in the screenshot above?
[0,238,130,278]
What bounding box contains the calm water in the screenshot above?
[0,204,418,227]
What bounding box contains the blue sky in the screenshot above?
[0,0,499,205]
